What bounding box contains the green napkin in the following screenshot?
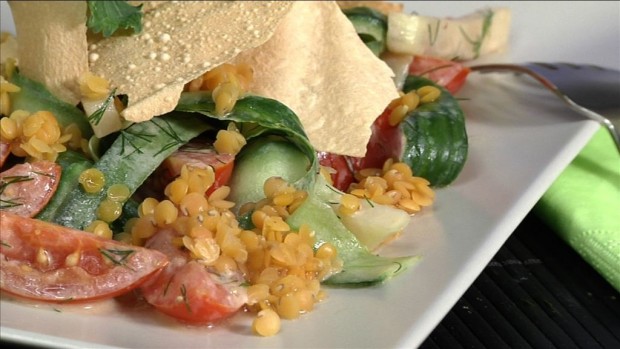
[536,126,620,293]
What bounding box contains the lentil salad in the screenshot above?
[0,0,511,338]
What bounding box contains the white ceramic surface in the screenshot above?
[1,2,618,348]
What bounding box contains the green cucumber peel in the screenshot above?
[36,151,92,222]
[399,75,468,187]
[342,6,388,56]
[229,138,312,211]
[9,71,93,138]
[288,176,418,286]
[175,91,318,191]
[51,113,210,230]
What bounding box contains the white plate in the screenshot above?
[1,2,618,348]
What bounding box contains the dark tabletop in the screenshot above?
[420,213,620,349]
[2,212,619,349]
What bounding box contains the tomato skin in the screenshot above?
[142,142,235,199]
[347,56,469,173]
[348,107,403,172]
[209,158,234,196]
[317,151,355,191]
[0,141,11,169]
[140,229,247,324]
[408,55,470,94]
[0,211,168,302]
[0,161,61,217]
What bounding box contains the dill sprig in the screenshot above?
[458,9,494,59]
[150,118,184,156]
[88,88,118,126]
[427,20,440,46]
[180,284,191,312]
[0,175,33,209]
[119,127,155,156]
[99,248,135,269]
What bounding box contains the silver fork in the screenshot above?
[469,62,620,153]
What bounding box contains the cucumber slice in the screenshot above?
[36,151,93,222]
[228,137,311,210]
[9,71,93,138]
[343,7,388,56]
[51,113,210,230]
[399,75,468,187]
[288,176,417,286]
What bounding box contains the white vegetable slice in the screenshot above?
[81,96,123,138]
[340,203,411,252]
[387,7,511,60]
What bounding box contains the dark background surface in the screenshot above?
[420,213,620,349]
[2,213,619,349]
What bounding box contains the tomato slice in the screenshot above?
[347,106,403,172]
[140,229,247,324]
[408,55,471,94]
[0,211,168,302]
[1,161,61,217]
[0,141,11,169]
[317,151,355,191]
[142,141,235,199]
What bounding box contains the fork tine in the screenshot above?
[529,62,610,71]
[523,62,620,111]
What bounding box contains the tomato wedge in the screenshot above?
[0,141,11,169]
[408,55,470,94]
[143,142,235,199]
[0,211,168,302]
[1,161,61,217]
[140,229,247,324]
[347,106,403,172]
[317,151,355,191]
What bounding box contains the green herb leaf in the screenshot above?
[99,248,135,268]
[458,9,494,59]
[0,175,34,209]
[180,284,191,312]
[87,0,143,37]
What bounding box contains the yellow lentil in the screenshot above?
[138,197,159,217]
[0,116,19,140]
[348,159,434,214]
[79,168,106,193]
[417,85,442,104]
[97,199,123,223]
[165,178,189,204]
[214,126,247,155]
[252,308,281,337]
[179,192,209,216]
[154,200,178,227]
[107,184,131,203]
[80,72,110,100]
[85,220,113,240]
